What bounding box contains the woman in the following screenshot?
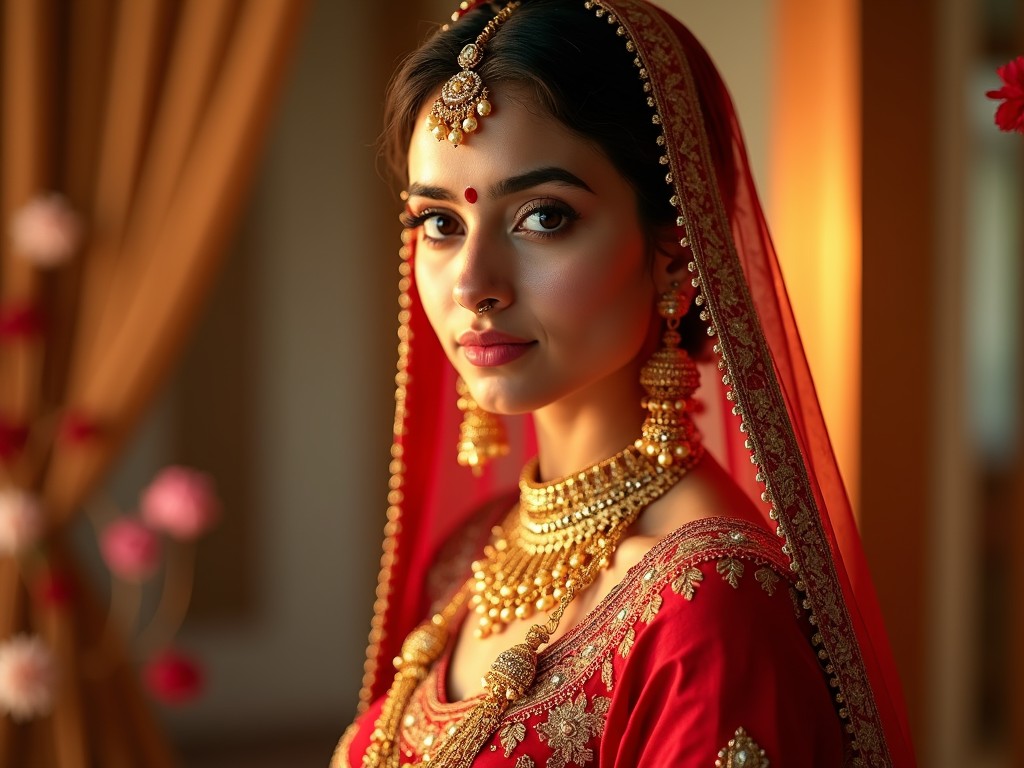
[334,0,916,765]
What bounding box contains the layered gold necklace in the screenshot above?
[361,441,703,768]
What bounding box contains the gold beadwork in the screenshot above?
[456,377,510,474]
[428,2,520,146]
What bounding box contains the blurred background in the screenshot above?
[0,0,1021,766]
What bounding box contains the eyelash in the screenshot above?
[398,201,581,244]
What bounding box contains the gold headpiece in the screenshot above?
[425,1,521,146]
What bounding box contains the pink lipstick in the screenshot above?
[457,330,536,367]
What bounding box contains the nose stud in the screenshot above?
[476,298,496,315]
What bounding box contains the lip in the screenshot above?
[457,330,536,367]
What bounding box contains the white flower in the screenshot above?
[0,635,56,721]
[0,489,44,556]
[8,193,83,268]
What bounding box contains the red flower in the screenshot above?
[986,55,1024,134]
[0,304,43,340]
[0,420,29,462]
[143,649,204,705]
[34,569,75,608]
[58,412,102,445]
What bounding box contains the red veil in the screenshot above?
[357,1,915,765]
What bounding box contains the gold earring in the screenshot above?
[456,377,509,474]
[636,284,701,467]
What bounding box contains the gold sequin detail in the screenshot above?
[499,722,527,757]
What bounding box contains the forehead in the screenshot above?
[407,90,612,190]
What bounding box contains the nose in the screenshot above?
[452,233,513,315]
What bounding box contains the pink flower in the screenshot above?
[99,517,161,581]
[143,649,204,705]
[0,635,56,721]
[0,489,44,556]
[140,466,220,541]
[8,193,83,268]
[986,55,1024,134]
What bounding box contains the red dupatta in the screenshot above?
[357,2,916,766]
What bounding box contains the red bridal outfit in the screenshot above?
[334,0,916,766]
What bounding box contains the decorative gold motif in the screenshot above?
[715,726,769,767]
[514,757,536,768]
[671,566,704,600]
[535,693,611,768]
[716,557,745,588]
[640,593,663,623]
[427,2,521,146]
[755,567,780,597]
[617,627,635,658]
[471,442,701,637]
[456,377,509,474]
[601,657,614,691]
[499,722,527,757]
[330,722,357,768]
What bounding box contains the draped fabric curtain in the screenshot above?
[0,1,308,765]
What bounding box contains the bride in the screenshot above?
[333,1,916,766]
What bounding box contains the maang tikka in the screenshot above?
[636,282,701,467]
[456,377,509,474]
[426,1,521,146]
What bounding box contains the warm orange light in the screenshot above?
[770,0,861,516]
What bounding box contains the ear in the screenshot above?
[651,225,697,304]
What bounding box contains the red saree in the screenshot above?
[338,1,916,766]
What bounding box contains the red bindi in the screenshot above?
[464,187,478,204]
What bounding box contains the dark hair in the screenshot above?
[381,0,736,352]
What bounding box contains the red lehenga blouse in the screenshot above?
[338,0,916,765]
[334,518,844,766]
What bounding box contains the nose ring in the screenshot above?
[476,298,496,315]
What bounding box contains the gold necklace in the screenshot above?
[470,444,702,637]
[361,440,703,768]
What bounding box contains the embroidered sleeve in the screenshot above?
[596,541,846,766]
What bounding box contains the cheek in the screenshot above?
[534,233,653,348]
[413,256,455,345]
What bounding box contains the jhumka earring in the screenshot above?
[636,282,701,467]
[456,377,509,474]
[426,1,521,146]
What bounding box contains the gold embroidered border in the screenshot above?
[598,1,889,764]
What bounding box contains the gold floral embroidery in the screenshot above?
[640,593,663,623]
[716,557,745,588]
[601,657,614,691]
[500,722,527,758]
[515,756,537,768]
[671,566,704,600]
[535,692,611,768]
[617,627,635,658]
[715,726,769,767]
[754,567,780,596]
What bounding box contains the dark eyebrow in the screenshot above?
[406,167,593,203]
[490,166,594,198]
[406,182,456,201]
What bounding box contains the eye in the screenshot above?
[400,208,464,243]
[515,201,579,236]
[423,213,462,240]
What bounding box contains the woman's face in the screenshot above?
[405,89,657,416]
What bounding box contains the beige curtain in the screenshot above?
[0,1,308,765]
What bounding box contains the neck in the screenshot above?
[531,359,646,481]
